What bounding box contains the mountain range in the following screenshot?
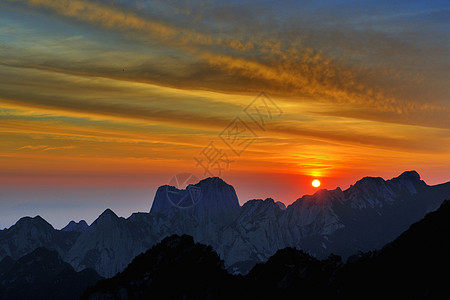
[0,171,449,279]
[82,199,450,299]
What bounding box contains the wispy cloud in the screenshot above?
[17,145,75,151]
[4,0,448,124]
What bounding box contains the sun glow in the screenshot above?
[312,179,321,188]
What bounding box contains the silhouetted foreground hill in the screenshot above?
[82,235,236,299]
[83,199,450,299]
[244,248,341,299]
[0,248,102,300]
[335,199,450,298]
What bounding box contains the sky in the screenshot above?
[0,0,449,229]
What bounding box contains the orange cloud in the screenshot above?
[2,0,449,190]
[17,145,75,151]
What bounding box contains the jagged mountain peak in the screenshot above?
[276,201,286,210]
[90,209,120,227]
[351,171,424,191]
[154,177,229,196]
[353,176,385,189]
[242,197,279,208]
[397,170,421,181]
[389,170,425,186]
[239,198,284,226]
[289,188,343,210]
[99,208,118,218]
[388,170,426,194]
[62,220,88,232]
[150,176,240,216]
[241,198,282,214]
[196,176,228,187]
[14,215,54,231]
[16,215,45,224]
[342,171,428,209]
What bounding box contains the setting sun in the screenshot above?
[312,179,321,188]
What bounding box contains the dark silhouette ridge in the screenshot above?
[0,247,102,300]
[82,235,236,299]
[335,199,450,298]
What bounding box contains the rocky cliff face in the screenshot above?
[66,209,155,277]
[218,198,286,264]
[150,177,240,245]
[150,177,240,222]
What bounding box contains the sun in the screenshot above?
[312,179,321,188]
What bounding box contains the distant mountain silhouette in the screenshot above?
[62,220,89,232]
[82,199,450,299]
[1,171,449,278]
[0,216,79,261]
[66,208,156,277]
[151,177,240,217]
[0,247,101,300]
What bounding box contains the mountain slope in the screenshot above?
[0,247,101,300]
[323,170,446,258]
[244,248,341,299]
[82,235,235,300]
[0,216,79,262]
[336,199,450,298]
[67,209,157,277]
[218,198,286,266]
